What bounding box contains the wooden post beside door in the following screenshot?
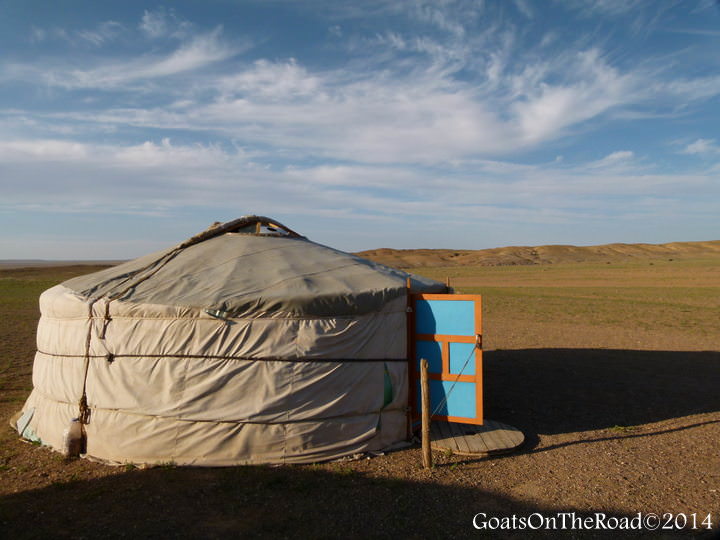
[421,357,432,469]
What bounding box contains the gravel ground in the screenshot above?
[1,262,718,539]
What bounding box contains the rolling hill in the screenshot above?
[357,240,720,268]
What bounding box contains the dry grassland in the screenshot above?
[416,257,720,351]
[0,251,719,539]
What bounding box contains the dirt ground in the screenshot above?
[0,252,719,539]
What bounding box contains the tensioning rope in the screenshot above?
[429,334,480,418]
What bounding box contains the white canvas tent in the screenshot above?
[14,216,446,465]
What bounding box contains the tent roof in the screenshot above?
[62,216,446,317]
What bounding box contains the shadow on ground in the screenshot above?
[484,349,720,435]
[1,349,719,539]
[0,464,683,539]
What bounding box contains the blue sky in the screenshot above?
[1,0,719,259]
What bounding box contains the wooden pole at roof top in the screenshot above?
[421,358,432,469]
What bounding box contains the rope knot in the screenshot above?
[78,395,91,425]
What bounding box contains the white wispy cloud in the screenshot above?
[76,21,125,46]
[662,75,720,102]
[12,38,717,169]
[560,0,645,17]
[1,137,716,221]
[586,150,636,169]
[29,20,124,46]
[409,2,469,37]
[691,0,720,14]
[8,17,720,180]
[326,0,483,38]
[4,2,720,257]
[681,138,720,154]
[10,3,720,169]
[20,43,646,165]
[0,139,90,160]
[139,8,192,39]
[29,26,48,42]
[663,28,720,37]
[217,58,322,99]
[511,49,637,143]
[512,0,534,19]
[40,28,241,89]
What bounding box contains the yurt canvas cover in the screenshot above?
[14,216,445,465]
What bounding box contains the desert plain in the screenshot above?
[0,241,719,538]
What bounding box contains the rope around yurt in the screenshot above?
[72,216,304,455]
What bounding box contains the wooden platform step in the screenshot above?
[430,419,524,456]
